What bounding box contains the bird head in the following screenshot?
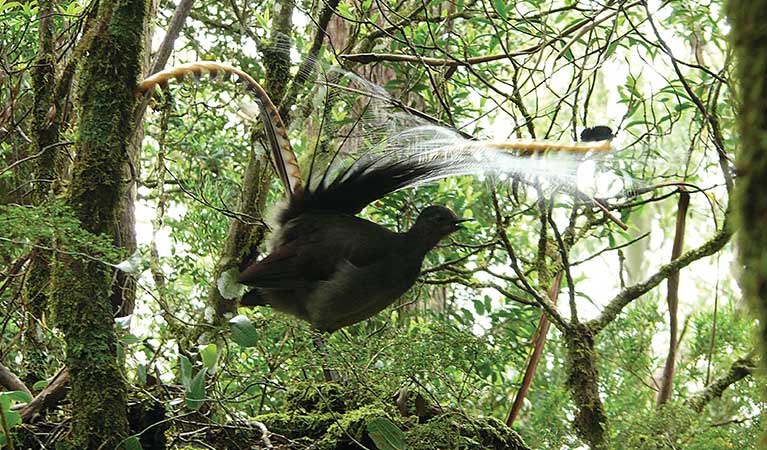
[409,205,472,243]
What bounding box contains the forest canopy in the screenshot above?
[0,0,764,449]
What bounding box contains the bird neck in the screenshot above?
[403,224,446,254]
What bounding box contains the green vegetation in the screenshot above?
[0,0,763,448]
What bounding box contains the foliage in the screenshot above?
[0,0,763,448]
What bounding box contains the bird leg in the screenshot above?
[313,334,341,382]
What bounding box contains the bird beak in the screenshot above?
[452,217,474,229]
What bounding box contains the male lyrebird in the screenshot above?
[138,62,611,332]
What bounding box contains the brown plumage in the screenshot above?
[137,61,613,332]
[239,206,469,332]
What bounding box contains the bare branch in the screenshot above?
[0,362,31,397]
[657,190,690,406]
[19,367,69,423]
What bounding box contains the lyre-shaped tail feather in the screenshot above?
[137,61,302,197]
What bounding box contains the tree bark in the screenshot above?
[657,190,690,406]
[24,0,62,385]
[565,324,608,450]
[728,0,767,443]
[49,0,147,447]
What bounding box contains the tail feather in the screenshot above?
[278,126,611,225]
[241,289,266,307]
[137,61,303,197]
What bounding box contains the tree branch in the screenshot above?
[19,367,69,423]
[590,214,732,333]
[0,362,31,397]
[657,190,690,406]
[687,356,756,413]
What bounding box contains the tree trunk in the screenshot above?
[209,0,295,322]
[728,0,767,443]
[23,0,63,385]
[50,0,146,447]
[565,324,609,450]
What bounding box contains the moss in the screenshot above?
[49,0,147,447]
[256,411,335,439]
[408,414,530,450]
[52,257,129,449]
[565,324,608,450]
[317,405,393,450]
[728,4,767,444]
[286,381,349,413]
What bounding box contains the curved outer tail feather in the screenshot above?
[137,61,303,197]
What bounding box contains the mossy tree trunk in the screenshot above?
[24,0,61,384]
[49,0,147,447]
[564,324,608,450]
[728,0,767,443]
[208,0,297,322]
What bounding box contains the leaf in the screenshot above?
[229,315,259,347]
[114,315,133,331]
[200,343,218,371]
[179,355,192,388]
[114,250,143,273]
[0,1,22,14]
[186,368,207,411]
[367,417,407,450]
[0,390,32,404]
[217,268,248,299]
[493,0,508,20]
[33,379,50,391]
[1,408,21,430]
[123,436,144,450]
[120,334,141,345]
[136,364,148,385]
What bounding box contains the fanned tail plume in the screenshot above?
[276,66,613,224]
[138,62,614,228]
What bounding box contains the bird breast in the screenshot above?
[303,257,422,332]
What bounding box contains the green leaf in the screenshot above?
[200,343,218,371]
[120,333,141,345]
[186,368,207,411]
[179,355,192,388]
[0,390,32,404]
[1,408,21,430]
[493,0,507,20]
[0,1,22,14]
[229,315,259,347]
[32,379,50,391]
[136,363,148,385]
[367,417,407,450]
[123,436,144,450]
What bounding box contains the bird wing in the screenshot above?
[237,245,314,289]
[238,214,395,289]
